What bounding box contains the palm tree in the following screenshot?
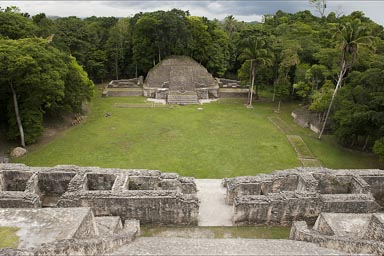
[239,38,272,107]
[318,19,373,139]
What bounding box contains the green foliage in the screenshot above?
[373,137,384,161]
[131,9,192,74]
[309,80,334,114]
[2,5,384,156]
[0,9,37,39]
[275,76,291,99]
[0,38,93,144]
[332,68,384,148]
[293,81,311,100]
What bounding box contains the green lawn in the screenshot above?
[141,226,291,239]
[15,94,383,178]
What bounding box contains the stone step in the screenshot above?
[167,91,199,104]
[110,237,346,255]
[95,216,123,236]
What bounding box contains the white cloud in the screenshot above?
[1,1,384,25]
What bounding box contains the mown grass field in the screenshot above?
[15,92,383,178]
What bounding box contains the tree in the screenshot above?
[318,19,373,139]
[0,8,38,39]
[239,38,272,106]
[309,0,327,18]
[0,38,94,145]
[106,18,131,79]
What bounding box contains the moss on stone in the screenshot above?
[0,226,19,249]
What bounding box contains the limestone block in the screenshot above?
[10,147,27,158]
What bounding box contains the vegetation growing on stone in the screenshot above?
[0,226,19,249]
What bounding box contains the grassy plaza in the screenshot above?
[15,93,383,178]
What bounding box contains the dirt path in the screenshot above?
[195,179,233,226]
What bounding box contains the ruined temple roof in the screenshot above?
[143,56,218,90]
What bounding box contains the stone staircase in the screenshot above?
[167,91,199,105]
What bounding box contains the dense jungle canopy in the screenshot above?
[0,5,384,160]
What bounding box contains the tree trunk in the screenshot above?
[318,60,347,139]
[10,82,25,148]
[272,80,276,102]
[115,42,119,80]
[248,63,255,107]
[254,65,259,100]
[363,135,370,151]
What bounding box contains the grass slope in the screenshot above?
[16,94,383,177]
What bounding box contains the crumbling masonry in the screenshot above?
[225,167,384,226]
[0,164,199,225]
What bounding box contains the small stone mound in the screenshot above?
[10,147,27,158]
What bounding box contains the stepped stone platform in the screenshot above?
[291,212,384,255]
[0,207,139,255]
[110,237,346,255]
[167,91,199,105]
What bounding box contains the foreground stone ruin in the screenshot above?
[290,212,384,255]
[0,163,198,225]
[0,207,139,255]
[1,164,384,255]
[225,167,384,225]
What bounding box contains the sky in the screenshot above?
[2,1,384,25]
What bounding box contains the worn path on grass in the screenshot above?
[269,116,323,167]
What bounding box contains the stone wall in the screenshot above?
[291,108,325,134]
[108,77,143,88]
[290,213,384,255]
[218,78,241,88]
[0,164,199,225]
[226,168,384,226]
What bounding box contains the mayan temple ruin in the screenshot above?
[102,56,249,104]
[0,163,383,255]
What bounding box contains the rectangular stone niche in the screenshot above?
[362,175,384,207]
[0,171,33,192]
[37,172,76,207]
[86,173,116,191]
[313,174,353,194]
[127,176,159,190]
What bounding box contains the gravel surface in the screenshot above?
[196,179,233,226]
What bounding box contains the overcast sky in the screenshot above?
[2,1,384,25]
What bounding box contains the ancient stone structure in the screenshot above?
[143,56,219,104]
[0,164,199,225]
[102,77,144,97]
[0,207,139,255]
[291,108,326,134]
[2,164,384,255]
[290,212,384,255]
[225,168,384,225]
[103,56,249,104]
